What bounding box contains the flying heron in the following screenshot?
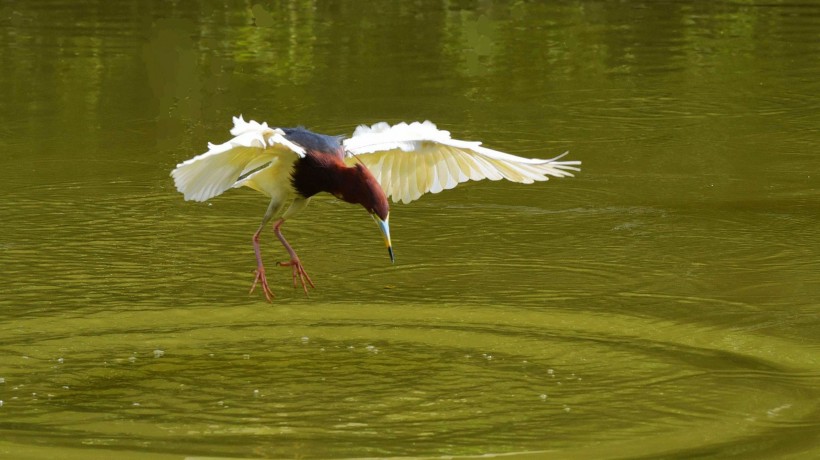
[171,116,580,301]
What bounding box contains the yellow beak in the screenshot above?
[373,214,394,263]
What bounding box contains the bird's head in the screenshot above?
[350,163,393,263]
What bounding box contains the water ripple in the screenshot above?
[0,304,817,458]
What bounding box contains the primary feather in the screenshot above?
[343,121,580,204]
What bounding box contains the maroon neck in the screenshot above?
[291,153,388,218]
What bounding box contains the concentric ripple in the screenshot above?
[0,303,816,459]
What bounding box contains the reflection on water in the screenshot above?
[1,1,819,459]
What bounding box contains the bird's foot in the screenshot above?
[277,258,315,295]
[250,267,275,302]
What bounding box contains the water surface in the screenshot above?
[0,1,818,459]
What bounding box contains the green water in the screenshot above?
[1,1,818,459]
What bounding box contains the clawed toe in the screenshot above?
[250,218,316,300]
[250,268,275,302]
[277,259,315,295]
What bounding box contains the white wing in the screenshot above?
[342,121,581,204]
[171,115,306,202]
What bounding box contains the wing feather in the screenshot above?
[444,147,468,183]
[439,149,458,191]
[170,116,305,202]
[395,149,410,204]
[439,147,461,192]
[411,152,427,203]
[369,152,386,186]
[428,150,444,194]
[344,121,580,204]
[380,153,396,199]
[457,148,489,181]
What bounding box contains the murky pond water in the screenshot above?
[1,1,818,459]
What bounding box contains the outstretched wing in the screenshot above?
[342,121,581,204]
[171,116,306,202]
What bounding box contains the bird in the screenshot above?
[171,116,580,301]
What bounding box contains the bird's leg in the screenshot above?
[250,224,275,302]
[249,200,282,302]
[272,218,315,295]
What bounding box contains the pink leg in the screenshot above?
[249,225,275,302]
[273,218,315,295]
